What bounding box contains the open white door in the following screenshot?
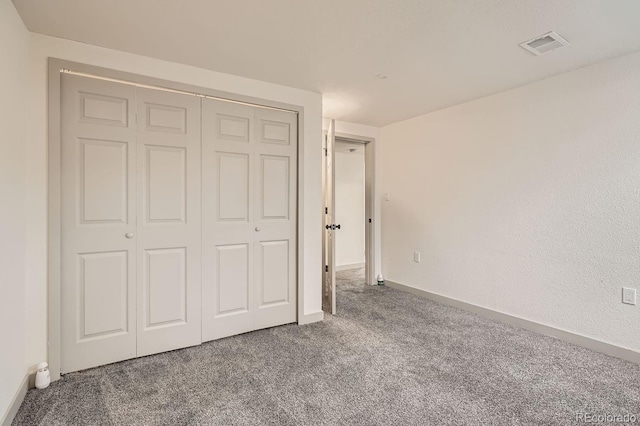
[322,120,337,314]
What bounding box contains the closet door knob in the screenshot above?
[255,227,261,232]
[125,232,134,239]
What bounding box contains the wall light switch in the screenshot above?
[622,287,636,305]
[384,192,391,201]
[414,251,421,263]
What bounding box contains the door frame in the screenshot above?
[47,58,306,380]
[322,129,377,314]
[334,132,376,287]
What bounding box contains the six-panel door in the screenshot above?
[253,108,298,331]
[61,73,297,373]
[61,74,138,373]
[202,99,297,341]
[135,88,202,357]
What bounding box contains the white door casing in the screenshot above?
[364,140,375,286]
[202,99,297,341]
[135,87,202,357]
[60,74,138,373]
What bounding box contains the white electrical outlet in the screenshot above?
[384,192,391,201]
[414,251,421,263]
[622,287,636,305]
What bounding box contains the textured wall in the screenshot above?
[381,51,640,352]
[0,0,29,418]
[335,151,365,267]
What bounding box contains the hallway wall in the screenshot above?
[335,150,365,268]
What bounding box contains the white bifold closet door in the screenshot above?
[60,74,201,373]
[201,99,297,341]
[135,87,201,357]
[61,75,137,373]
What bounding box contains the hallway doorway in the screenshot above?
[322,120,376,314]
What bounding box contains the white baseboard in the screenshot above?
[386,280,640,365]
[1,375,28,426]
[298,310,324,325]
[336,262,365,272]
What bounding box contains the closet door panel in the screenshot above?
[202,99,297,340]
[202,99,255,341]
[60,74,137,374]
[253,108,297,330]
[136,88,201,357]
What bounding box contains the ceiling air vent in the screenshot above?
[520,31,570,56]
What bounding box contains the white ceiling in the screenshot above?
[13,0,640,126]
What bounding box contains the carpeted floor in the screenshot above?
[14,268,640,425]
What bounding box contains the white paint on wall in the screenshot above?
[335,150,365,267]
[25,33,324,371]
[0,0,29,419]
[380,51,640,353]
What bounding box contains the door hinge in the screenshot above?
[325,207,328,214]
[325,265,329,273]
[368,218,372,223]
